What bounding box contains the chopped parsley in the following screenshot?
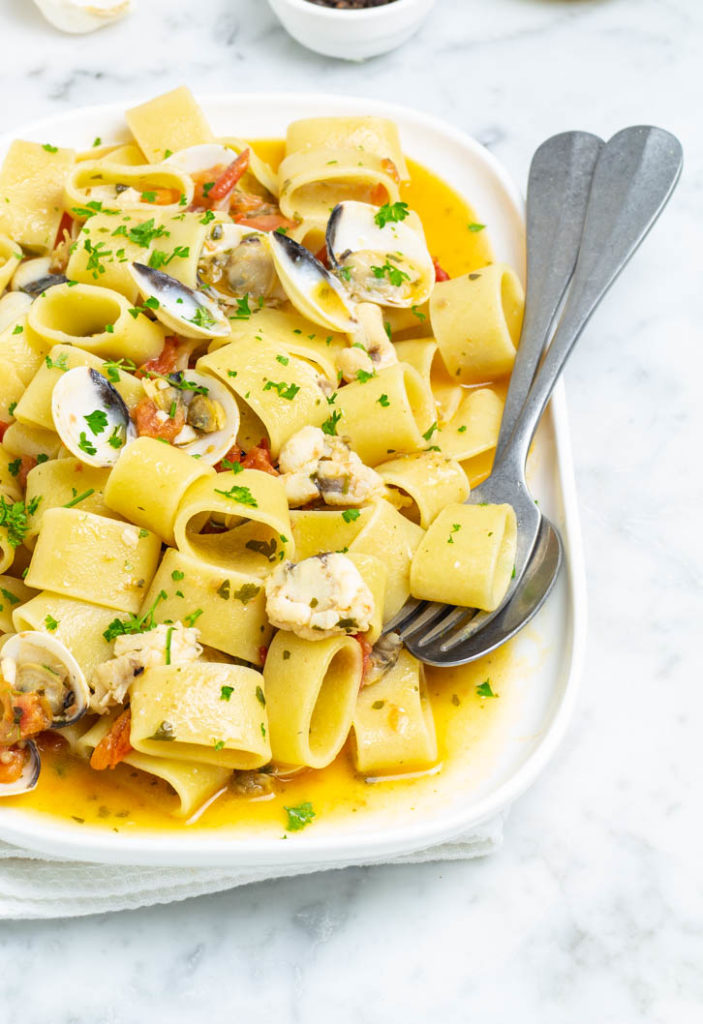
[355,369,375,383]
[12,324,23,335]
[112,217,168,248]
[103,357,137,383]
[214,739,225,751]
[263,380,300,401]
[171,569,185,582]
[321,410,342,435]
[44,614,59,632]
[377,393,390,407]
[63,488,95,508]
[83,238,112,278]
[220,685,234,702]
[0,496,40,548]
[284,801,316,832]
[214,484,258,507]
[148,245,190,270]
[45,353,69,371]
[468,222,486,233]
[232,583,261,604]
[255,685,266,707]
[189,305,217,330]
[342,509,361,523]
[42,143,58,153]
[184,608,204,627]
[102,589,168,642]
[422,421,438,441]
[84,409,108,435]
[164,626,175,666]
[77,432,97,457]
[476,679,498,698]
[107,426,124,450]
[374,201,409,228]
[370,261,410,288]
[230,294,252,320]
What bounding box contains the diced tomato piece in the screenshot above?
[241,438,278,476]
[258,645,268,666]
[354,634,373,685]
[54,211,74,249]
[214,444,243,473]
[90,709,133,771]
[209,151,250,203]
[234,213,298,233]
[370,183,389,206]
[137,337,185,378]
[143,187,182,206]
[215,439,277,476]
[382,158,401,184]
[12,692,53,741]
[189,166,226,208]
[0,746,26,784]
[432,257,450,282]
[132,396,185,443]
[0,422,9,441]
[16,455,37,490]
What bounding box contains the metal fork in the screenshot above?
[391,126,683,664]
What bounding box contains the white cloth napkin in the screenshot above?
[0,814,504,919]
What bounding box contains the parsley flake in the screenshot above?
[284,801,316,832]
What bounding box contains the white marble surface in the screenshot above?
[1,0,702,1019]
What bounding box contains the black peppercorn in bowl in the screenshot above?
[267,0,438,60]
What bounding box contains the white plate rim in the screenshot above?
[0,93,587,866]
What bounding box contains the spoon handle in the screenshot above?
[501,126,683,473]
[494,131,604,463]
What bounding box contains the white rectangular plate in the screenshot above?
[0,94,587,866]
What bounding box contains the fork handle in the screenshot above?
[498,126,683,475]
[494,131,603,462]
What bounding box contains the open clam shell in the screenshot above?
[11,256,68,298]
[198,222,280,304]
[52,366,135,468]
[145,369,240,465]
[130,262,231,340]
[164,143,240,176]
[269,231,357,333]
[326,201,434,308]
[1,631,90,728]
[0,740,40,797]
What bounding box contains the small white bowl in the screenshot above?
[267,0,438,61]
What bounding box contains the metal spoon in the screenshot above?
[397,126,683,665]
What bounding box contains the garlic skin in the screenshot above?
[33,0,133,34]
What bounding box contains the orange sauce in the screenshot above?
[4,143,518,837]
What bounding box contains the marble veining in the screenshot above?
[0,0,702,1020]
